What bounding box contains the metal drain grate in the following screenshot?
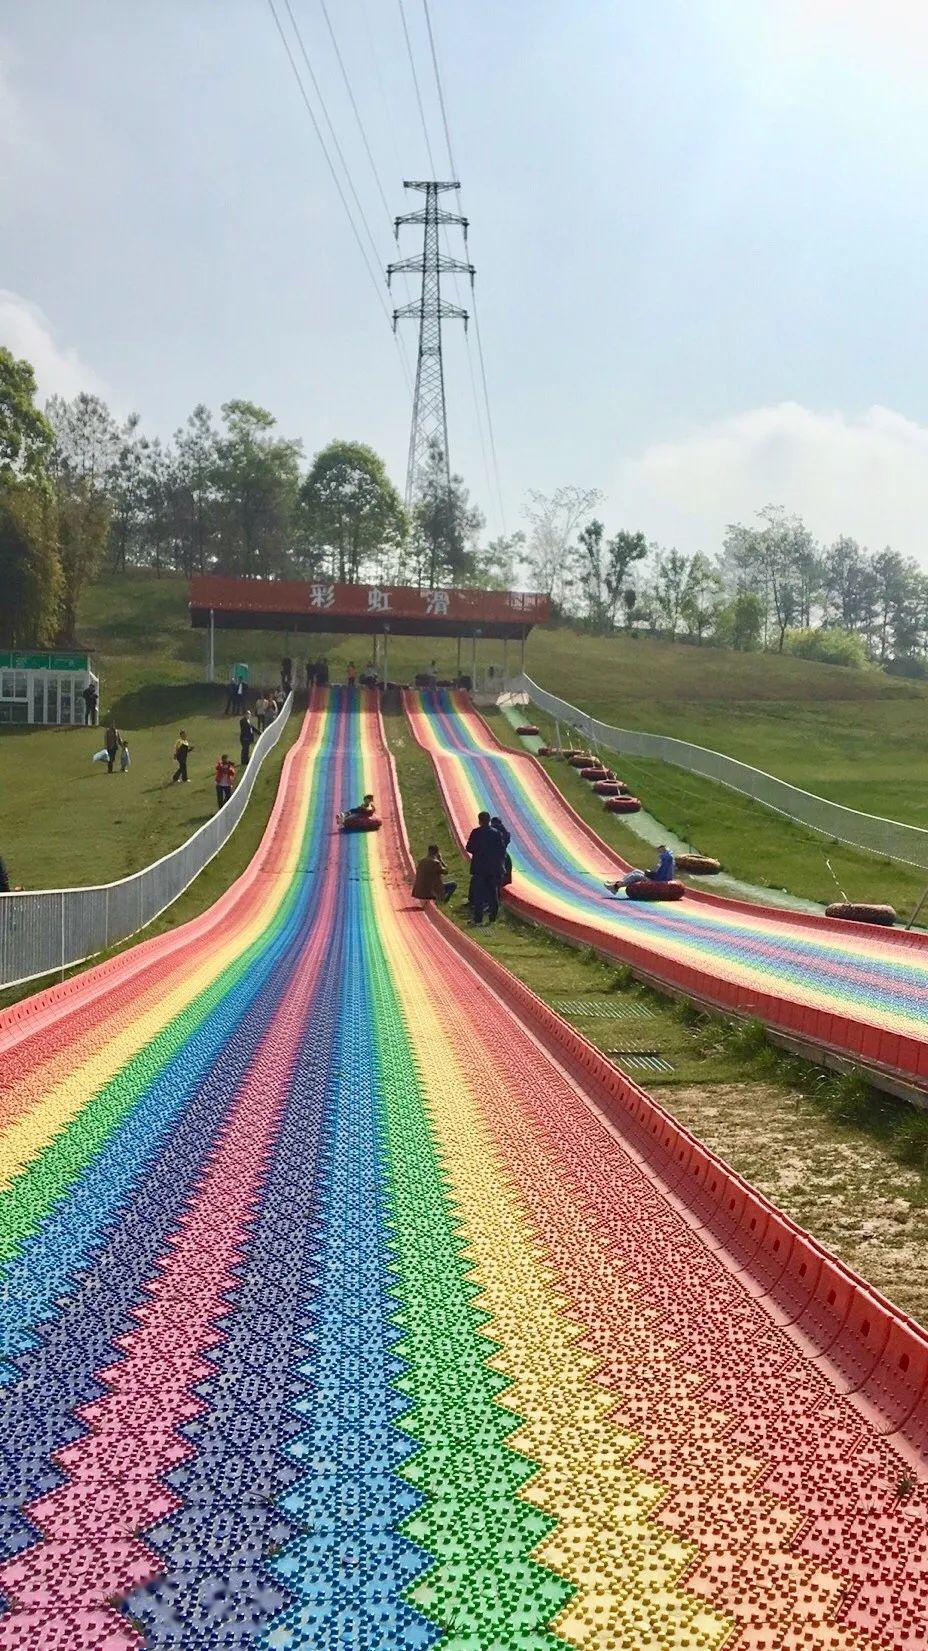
[606,1050,675,1074]
[549,998,655,1021]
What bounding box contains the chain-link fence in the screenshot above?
[509,673,928,870]
[0,694,293,991]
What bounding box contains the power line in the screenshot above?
[419,0,507,532]
[317,0,393,222]
[282,0,385,277]
[266,0,412,390]
[396,0,438,175]
[420,0,457,181]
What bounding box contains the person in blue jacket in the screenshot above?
[605,845,675,895]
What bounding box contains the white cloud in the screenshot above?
[0,289,107,402]
[616,402,928,562]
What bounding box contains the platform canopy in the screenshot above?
[189,576,550,641]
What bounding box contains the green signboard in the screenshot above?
[0,650,89,671]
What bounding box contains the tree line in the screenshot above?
[3,344,926,671]
[0,346,500,645]
[522,490,928,673]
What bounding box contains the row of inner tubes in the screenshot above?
[521,730,898,922]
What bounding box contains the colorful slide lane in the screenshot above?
[1,689,927,1649]
[406,691,928,1088]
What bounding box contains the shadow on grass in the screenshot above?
[109,681,226,727]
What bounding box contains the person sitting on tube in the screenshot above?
[605,844,674,894]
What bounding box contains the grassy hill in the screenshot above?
[523,627,928,829]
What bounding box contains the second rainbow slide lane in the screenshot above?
[406,690,928,1086]
[0,689,926,1647]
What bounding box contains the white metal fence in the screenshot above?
[509,673,928,870]
[0,694,293,991]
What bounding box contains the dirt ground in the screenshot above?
[653,1082,928,1328]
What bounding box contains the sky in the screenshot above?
[2,0,928,564]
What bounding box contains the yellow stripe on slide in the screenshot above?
[366,858,733,1651]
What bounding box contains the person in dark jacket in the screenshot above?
[491,817,513,889]
[239,712,257,768]
[104,719,122,774]
[172,729,192,783]
[412,845,457,905]
[82,682,98,726]
[465,811,507,925]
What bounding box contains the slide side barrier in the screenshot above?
[0,696,312,1047]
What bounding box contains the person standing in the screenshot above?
[346,661,357,688]
[465,811,507,926]
[172,730,192,783]
[224,672,238,715]
[491,816,513,890]
[215,753,236,809]
[281,657,293,695]
[104,718,121,774]
[239,711,257,768]
[82,682,98,726]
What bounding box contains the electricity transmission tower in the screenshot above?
[388,180,474,511]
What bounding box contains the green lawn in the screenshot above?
[495,704,928,918]
[521,626,928,830]
[0,708,301,1012]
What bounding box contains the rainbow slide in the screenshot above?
[406,690,928,1089]
[1,687,927,1648]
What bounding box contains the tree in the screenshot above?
[575,519,608,629]
[411,438,483,588]
[57,478,111,636]
[523,485,601,608]
[108,419,147,574]
[300,440,405,584]
[46,392,120,488]
[605,530,649,629]
[173,406,219,576]
[475,531,525,591]
[870,548,910,663]
[722,507,821,651]
[213,400,302,579]
[652,549,691,638]
[713,591,764,651]
[822,536,866,631]
[0,480,62,644]
[680,553,723,641]
[0,349,54,481]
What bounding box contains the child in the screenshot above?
[337,793,375,828]
[215,753,236,810]
[119,741,130,773]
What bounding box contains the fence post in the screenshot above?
[60,892,66,982]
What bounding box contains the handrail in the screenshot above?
[509,672,928,871]
[0,693,294,989]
